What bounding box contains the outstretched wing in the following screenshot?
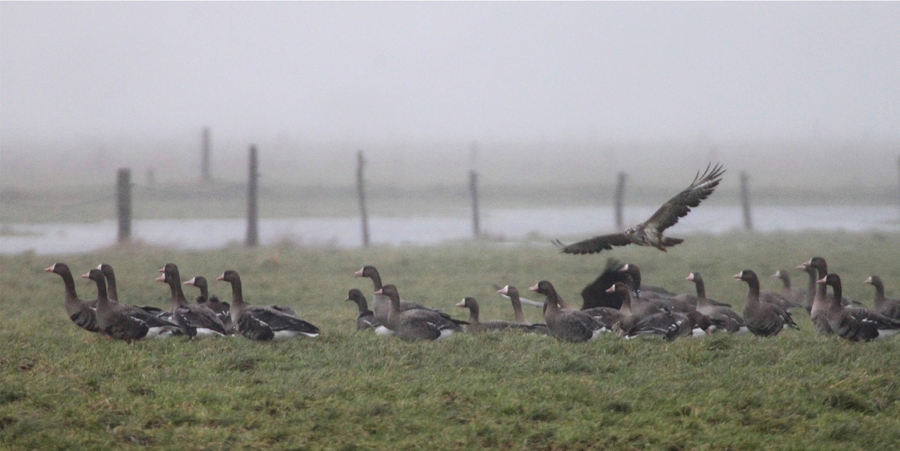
[642,163,725,233]
[554,233,632,255]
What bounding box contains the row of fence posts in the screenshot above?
[114,150,900,246]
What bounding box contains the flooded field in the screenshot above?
[2,205,898,255]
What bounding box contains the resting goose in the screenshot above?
[354,265,452,332]
[156,264,228,338]
[735,270,799,337]
[496,286,551,335]
[555,163,725,254]
[184,276,232,331]
[609,281,664,334]
[821,274,900,341]
[621,308,709,340]
[530,281,604,342]
[687,272,746,333]
[83,269,179,342]
[345,288,380,331]
[45,263,99,333]
[456,297,534,333]
[217,270,320,340]
[864,276,900,320]
[377,284,463,341]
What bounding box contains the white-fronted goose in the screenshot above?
[530,281,604,342]
[184,276,232,331]
[621,308,708,340]
[355,265,452,330]
[735,270,798,337]
[377,284,462,341]
[45,263,99,333]
[687,272,746,333]
[864,276,900,320]
[496,286,552,335]
[821,274,900,341]
[456,297,532,333]
[345,288,379,331]
[555,163,725,254]
[156,264,228,338]
[770,269,806,307]
[217,270,319,340]
[83,269,179,342]
[608,281,664,334]
[97,263,167,317]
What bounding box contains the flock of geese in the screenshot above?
[41,163,900,344]
[44,257,900,344]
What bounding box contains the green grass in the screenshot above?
[2,231,900,450]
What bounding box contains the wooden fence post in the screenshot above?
[470,170,480,238]
[614,172,627,231]
[246,146,259,247]
[740,171,753,231]
[357,150,370,247]
[116,168,132,243]
[201,127,211,181]
[897,156,900,221]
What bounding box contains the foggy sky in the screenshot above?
[3,2,899,147]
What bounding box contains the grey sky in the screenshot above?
[3,2,899,146]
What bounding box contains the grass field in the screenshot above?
[2,231,899,450]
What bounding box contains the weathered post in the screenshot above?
[357,150,370,247]
[470,170,480,238]
[897,156,900,221]
[740,171,753,231]
[116,168,132,243]
[614,172,627,231]
[201,127,211,181]
[246,146,259,247]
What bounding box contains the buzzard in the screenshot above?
[554,163,725,255]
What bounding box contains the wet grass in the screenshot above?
[2,231,899,450]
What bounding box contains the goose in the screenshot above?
[45,263,99,333]
[555,163,725,254]
[608,281,664,334]
[621,308,709,340]
[156,264,228,338]
[345,288,380,331]
[735,270,798,337]
[184,276,232,331]
[864,276,900,320]
[354,265,453,332]
[496,285,551,335]
[217,270,319,340]
[530,281,604,342]
[456,297,533,333]
[686,272,746,333]
[377,284,463,341]
[770,269,806,307]
[821,274,900,341]
[97,263,167,317]
[83,269,179,342]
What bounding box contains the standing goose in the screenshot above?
[770,269,806,307]
[217,270,320,341]
[864,276,900,320]
[345,288,380,331]
[555,163,725,254]
[735,270,799,337]
[97,263,167,317]
[184,276,232,331]
[45,263,99,333]
[530,281,604,342]
[686,272,746,333]
[156,264,228,338]
[377,284,463,341]
[799,257,838,334]
[821,274,900,341]
[354,265,451,331]
[83,269,179,342]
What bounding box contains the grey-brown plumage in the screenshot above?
[531,281,604,342]
[45,263,99,333]
[555,163,725,255]
[864,275,900,320]
[378,284,463,341]
[184,276,232,331]
[98,263,167,317]
[609,281,664,334]
[456,297,532,333]
[84,269,179,342]
[355,265,451,330]
[687,272,745,333]
[156,264,228,338]
[735,270,799,337]
[217,270,319,341]
[496,285,551,335]
[345,288,379,331]
[770,269,806,308]
[622,308,703,340]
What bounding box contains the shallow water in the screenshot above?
[2,205,898,255]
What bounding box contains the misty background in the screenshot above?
[2,2,899,200]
